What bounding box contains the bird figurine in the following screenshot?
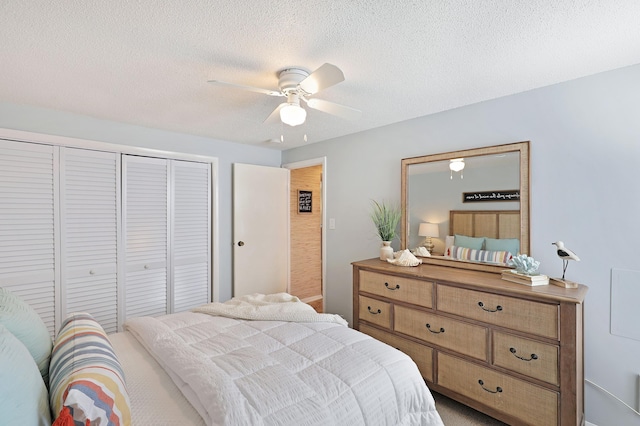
[552,241,580,280]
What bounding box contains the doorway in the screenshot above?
[284,158,326,313]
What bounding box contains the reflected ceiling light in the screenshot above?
[449,158,465,172]
[450,158,465,179]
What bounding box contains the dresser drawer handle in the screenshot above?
[477,301,502,313]
[478,380,502,394]
[384,282,400,291]
[425,323,445,334]
[367,306,382,315]
[510,347,539,361]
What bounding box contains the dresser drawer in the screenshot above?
[438,353,558,426]
[360,270,434,308]
[394,305,488,361]
[437,285,559,339]
[493,331,559,385]
[358,295,391,329]
[359,324,434,382]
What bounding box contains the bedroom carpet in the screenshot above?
[432,392,508,425]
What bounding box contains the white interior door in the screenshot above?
[233,163,289,297]
[122,155,169,319]
[171,160,211,312]
[0,139,57,335]
[60,148,120,333]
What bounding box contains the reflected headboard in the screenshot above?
[449,210,520,239]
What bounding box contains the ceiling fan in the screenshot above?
[208,63,361,127]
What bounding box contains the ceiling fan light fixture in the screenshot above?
[449,158,465,172]
[280,103,306,126]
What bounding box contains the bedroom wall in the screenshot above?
[0,101,282,303]
[282,63,640,425]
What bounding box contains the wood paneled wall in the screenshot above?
[290,165,323,312]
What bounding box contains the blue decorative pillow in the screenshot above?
[0,287,53,385]
[49,313,131,426]
[454,234,485,250]
[485,237,520,255]
[0,324,51,426]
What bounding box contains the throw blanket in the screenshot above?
[192,293,348,326]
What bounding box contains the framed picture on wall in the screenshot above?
[298,190,312,214]
[463,189,520,203]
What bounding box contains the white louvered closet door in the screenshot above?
[123,155,169,319]
[0,140,57,335]
[171,160,211,312]
[60,148,120,333]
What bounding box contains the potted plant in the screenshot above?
[370,200,401,260]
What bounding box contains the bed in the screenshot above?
[0,289,444,426]
[443,210,521,266]
[448,209,520,241]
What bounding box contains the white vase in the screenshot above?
[380,241,394,261]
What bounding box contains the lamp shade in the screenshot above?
[280,103,306,126]
[418,222,439,238]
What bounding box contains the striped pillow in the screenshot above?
[49,313,131,426]
[447,245,513,265]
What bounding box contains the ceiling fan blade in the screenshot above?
[306,98,361,120]
[264,103,287,124]
[298,63,345,95]
[207,80,283,97]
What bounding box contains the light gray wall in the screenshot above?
[0,101,282,302]
[282,63,640,425]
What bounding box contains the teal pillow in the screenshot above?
[0,325,51,426]
[454,234,485,250]
[0,287,53,385]
[485,238,520,255]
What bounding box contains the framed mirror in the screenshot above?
[401,142,530,272]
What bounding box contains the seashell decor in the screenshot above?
[387,249,423,267]
[412,246,431,257]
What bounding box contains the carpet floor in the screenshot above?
[432,392,508,425]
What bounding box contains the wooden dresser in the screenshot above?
[352,258,587,426]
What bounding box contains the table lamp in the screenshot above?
[418,222,439,253]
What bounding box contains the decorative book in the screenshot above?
[501,270,549,286]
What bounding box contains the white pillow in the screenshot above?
[444,235,455,257]
[0,324,51,426]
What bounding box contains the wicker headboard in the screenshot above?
[449,210,520,240]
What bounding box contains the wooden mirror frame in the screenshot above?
[401,141,530,273]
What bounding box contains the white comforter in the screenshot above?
[125,310,443,426]
[192,293,349,326]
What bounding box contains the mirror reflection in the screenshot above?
[401,142,529,271]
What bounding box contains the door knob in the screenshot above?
[238,241,245,246]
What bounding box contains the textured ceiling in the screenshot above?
[2,1,640,150]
